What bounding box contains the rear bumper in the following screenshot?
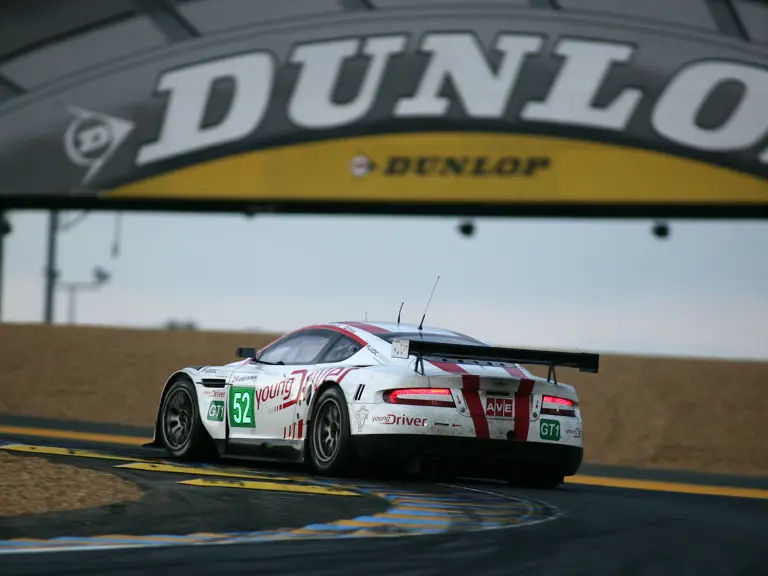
[351,434,583,477]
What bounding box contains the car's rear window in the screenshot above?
[376,332,486,346]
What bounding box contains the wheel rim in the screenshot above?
[312,397,342,464]
[163,388,194,450]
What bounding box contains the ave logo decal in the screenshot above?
[485,397,514,418]
[129,33,768,171]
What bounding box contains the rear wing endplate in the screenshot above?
[391,338,599,380]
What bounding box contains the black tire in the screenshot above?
[306,386,356,476]
[159,378,215,460]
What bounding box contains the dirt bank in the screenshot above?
[0,324,280,427]
[0,451,142,517]
[1,324,766,476]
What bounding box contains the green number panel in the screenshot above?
[229,387,255,428]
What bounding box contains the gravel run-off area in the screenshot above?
[0,452,143,517]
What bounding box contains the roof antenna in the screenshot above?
[365,308,368,321]
[417,276,440,331]
[397,302,404,324]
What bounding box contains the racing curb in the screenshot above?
[3,413,767,490]
[0,443,558,554]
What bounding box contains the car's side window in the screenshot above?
[320,336,362,364]
[259,333,334,365]
[258,339,293,364]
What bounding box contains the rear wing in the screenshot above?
[391,338,599,380]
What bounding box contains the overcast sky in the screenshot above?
[3,210,767,360]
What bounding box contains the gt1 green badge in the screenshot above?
[540,419,561,441]
[207,400,224,422]
[229,387,255,428]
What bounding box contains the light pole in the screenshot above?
[0,212,12,322]
[43,209,112,325]
[43,211,60,324]
[57,266,111,324]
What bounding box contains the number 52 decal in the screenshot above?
[229,387,255,428]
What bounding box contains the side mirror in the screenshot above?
[236,347,257,359]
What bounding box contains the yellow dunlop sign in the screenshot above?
[3,12,767,216]
[108,133,768,205]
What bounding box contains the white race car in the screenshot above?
[149,321,598,488]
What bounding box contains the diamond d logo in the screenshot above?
[350,154,376,178]
[63,107,135,185]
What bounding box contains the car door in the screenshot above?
[242,330,339,442]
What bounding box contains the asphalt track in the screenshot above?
[1,415,767,576]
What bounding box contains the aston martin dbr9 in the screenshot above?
[149,321,598,488]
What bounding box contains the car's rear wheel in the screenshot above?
[159,378,215,460]
[307,386,355,475]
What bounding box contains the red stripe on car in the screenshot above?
[427,361,490,439]
[461,374,490,439]
[298,419,304,440]
[428,361,467,374]
[279,398,299,411]
[329,327,367,346]
[341,321,390,334]
[310,324,368,346]
[513,379,535,441]
[503,365,528,379]
[266,324,369,350]
[336,367,359,384]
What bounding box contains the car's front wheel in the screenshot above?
[159,378,215,460]
[307,386,356,475]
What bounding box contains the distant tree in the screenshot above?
[164,319,198,331]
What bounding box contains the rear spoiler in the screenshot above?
[391,338,599,380]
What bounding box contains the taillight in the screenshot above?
[542,395,574,407]
[541,395,576,417]
[383,388,456,408]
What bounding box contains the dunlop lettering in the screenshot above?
[288,36,407,129]
[521,39,642,130]
[651,61,768,154]
[393,34,542,118]
[137,53,275,165]
[383,155,550,177]
[134,32,768,170]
